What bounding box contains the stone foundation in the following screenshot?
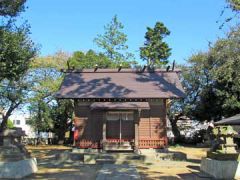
[200,157,240,179]
[139,149,186,161]
[72,148,101,153]
[0,158,38,179]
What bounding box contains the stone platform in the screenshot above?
[201,157,240,179]
[0,158,38,179]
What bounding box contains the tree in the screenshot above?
[218,0,240,29]
[0,0,37,82]
[51,100,74,142]
[140,22,171,66]
[6,119,14,129]
[0,78,31,132]
[28,52,74,143]
[94,15,135,66]
[226,0,240,12]
[210,27,240,116]
[27,66,63,134]
[27,100,53,133]
[31,50,70,70]
[0,24,37,81]
[68,50,113,68]
[0,0,26,17]
[0,0,37,133]
[172,26,240,123]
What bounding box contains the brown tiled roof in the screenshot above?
[90,102,150,110]
[56,69,185,99]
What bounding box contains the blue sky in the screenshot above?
[21,0,237,64]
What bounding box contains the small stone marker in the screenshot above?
[0,128,38,179]
[201,125,240,179]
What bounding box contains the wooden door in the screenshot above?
[106,111,134,140]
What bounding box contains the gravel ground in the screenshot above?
[24,145,211,180]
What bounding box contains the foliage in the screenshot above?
[94,15,135,66]
[210,27,240,116]
[27,52,74,142]
[0,0,37,82]
[0,24,37,81]
[0,78,31,131]
[30,51,69,70]
[6,119,14,129]
[27,100,53,132]
[0,0,37,133]
[68,50,114,68]
[0,0,26,17]
[218,0,240,29]
[51,100,74,141]
[140,22,171,66]
[171,26,240,122]
[27,59,64,133]
[227,0,240,12]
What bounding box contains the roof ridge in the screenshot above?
[61,68,181,73]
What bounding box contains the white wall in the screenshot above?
[10,113,36,138]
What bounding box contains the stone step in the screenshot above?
[0,155,25,162]
[0,153,25,158]
[104,146,133,151]
[104,144,132,148]
[83,153,143,164]
[96,158,115,164]
[106,142,131,146]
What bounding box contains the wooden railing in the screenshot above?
[76,138,167,149]
[105,138,133,143]
[138,138,167,148]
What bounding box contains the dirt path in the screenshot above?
[136,146,211,180]
[25,145,101,180]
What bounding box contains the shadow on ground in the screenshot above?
[24,145,213,180]
[25,146,102,180]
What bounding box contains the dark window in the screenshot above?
[16,120,20,125]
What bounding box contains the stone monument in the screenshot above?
[0,128,38,179]
[201,125,240,179]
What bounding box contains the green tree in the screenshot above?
[0,78,31,131]
[94,15,135,66]
[28,100,53,133]
[31,50,69,70]
[0,0,37,82]
[210,27,240,116]
[28,52,74,142]
[6,119,14,129]
[0,0,37,133]
[140,22,171,66]
[227,0,240,11]
[0,0,26,17]
[68,50,113,68]
[51,100,74,142]
[0,24,37,81]
[218,0,240,28]
[27,67,63,133]
[172,26,240,123]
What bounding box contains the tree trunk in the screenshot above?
[169,113,183,143]
[0,114,9,146]
[170,118,181,142]
[0,112,11,133]
[0,102,21,133]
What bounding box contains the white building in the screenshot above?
[10,113,36,138]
